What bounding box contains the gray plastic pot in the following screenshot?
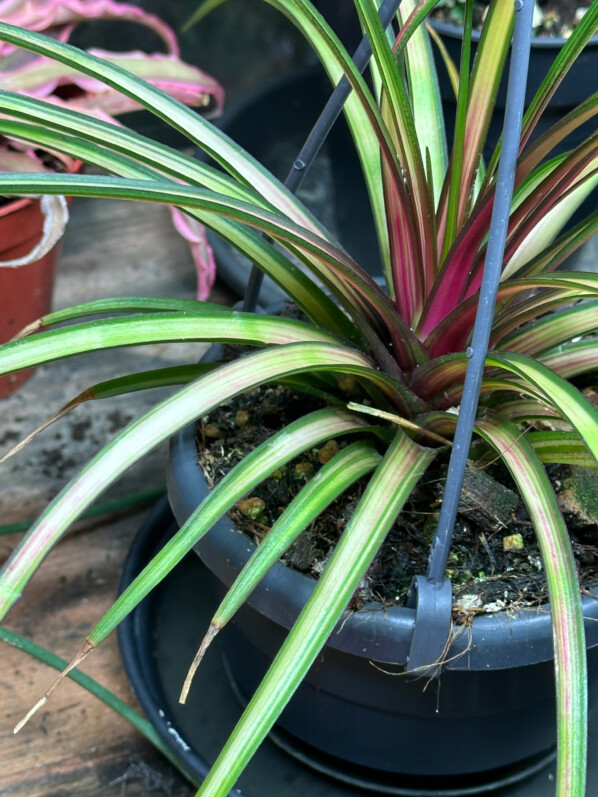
[167,420,598,784]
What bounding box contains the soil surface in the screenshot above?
[197,381,598,623]
[432,0,591,38]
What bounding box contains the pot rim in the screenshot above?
[167,421,598,672]
[0,196,33,219]
[428,18,598,47]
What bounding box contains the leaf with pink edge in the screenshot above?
[475,414,587,797]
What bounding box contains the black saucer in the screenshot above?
[118,499,564,797]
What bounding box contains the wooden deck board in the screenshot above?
[1,515,194,797]
[0,197,232,796]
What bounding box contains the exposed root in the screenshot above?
[179,624,220,705]
[13,638,95,734]
[369,624,472,682]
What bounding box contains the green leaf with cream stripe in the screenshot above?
[178,439,383,699]
[87,409,375,646]
[0,312,344,376]
[0,342,394,620]
[0,21,324,232]
[0,171,424,367]
[528,432,598,470]
[487,351,598,466]
[0,92,268,207]
[18,298,220,332]
[494,302,598,355]
[540,340,598,380]
[195,430,435,797]
[0,112,352,338]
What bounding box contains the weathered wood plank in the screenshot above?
[0,197,228,796]
[0,514,193,797]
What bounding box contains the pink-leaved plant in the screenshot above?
[0,0,224,296]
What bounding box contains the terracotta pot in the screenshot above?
[0,153,83,398]
[0,196,63,397]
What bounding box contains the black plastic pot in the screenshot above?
[429,20,598,158]
[120,497,580,796]
[203,65,382,305]
[166,420,598,785]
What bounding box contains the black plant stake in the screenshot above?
[406,0,536,676]
[242,0,400,312]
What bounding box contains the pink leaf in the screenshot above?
[0,2,224,296]
[170,208,216,301]
[0,0,179,56]
[417,190,495,338]
[0,50,224,116]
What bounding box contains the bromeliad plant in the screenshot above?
[0,0,596,795]
[0,0,223,294]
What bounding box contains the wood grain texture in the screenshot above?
[0,197,234,796]
[0,516,194,797]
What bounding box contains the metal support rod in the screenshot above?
[406,0,535,676]
[242,0,400,312]
[426,0,535,586]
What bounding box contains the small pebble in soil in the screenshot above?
[203,424,223,439]
[237,497,266,519]
[503,533,525,551]
[453,593,483,614]
[235,410,250,427]
[317,439,339,465]
[293,462,315,480]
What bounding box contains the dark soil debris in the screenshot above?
[198,383,598,623]
[70,419,92,442]
[432,0,591,37]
